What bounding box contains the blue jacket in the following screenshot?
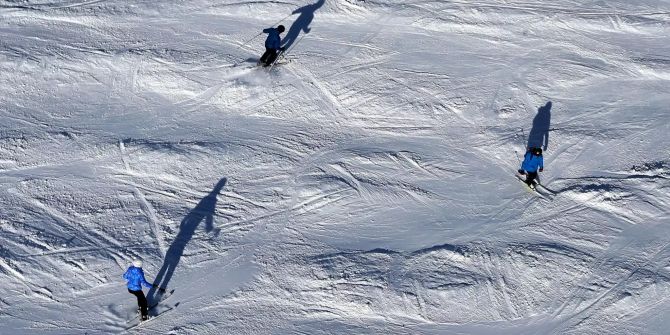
[521,151,544,173]
[263,28,282,50]
[123,266,153,291]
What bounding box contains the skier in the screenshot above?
[259,25,285,67]
[518,147,544,188]
[123,260,164,321]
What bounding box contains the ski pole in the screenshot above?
[239,12,296,50]
[239,31,263,49]
[268,32,305,70]
[268,50,284,71]
[270,12,295,29]
[284,32,307,56]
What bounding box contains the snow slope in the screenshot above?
[1,0,669,334]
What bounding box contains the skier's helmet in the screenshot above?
[132,259,143,268]
[277,25,285,33]
[533,147,542,155]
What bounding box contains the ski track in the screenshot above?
[0,0,669,334]
[118,140,167,257]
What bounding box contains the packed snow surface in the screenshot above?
[1,0,669,334]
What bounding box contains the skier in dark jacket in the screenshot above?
[259,25,285,67]
[123,260,164,321]
[518,147,544,188]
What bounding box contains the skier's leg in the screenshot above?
[526,171,538,186]
[129,289,140,311]
[264,49,278,66]
[260,48,271,64]
[129,289,148,318]
[138,291,148,318]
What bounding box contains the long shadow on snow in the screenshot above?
[527,101,552,151]
[551,172,669,194]
[147,178,226,301]
[282,0,325,50]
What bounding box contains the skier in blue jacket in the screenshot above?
[259,25,285,67]
[518,147,544,188]
[123,260,164,321]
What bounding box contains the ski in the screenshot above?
[125,304,177,331]
[126,289,175,324]
[515,174,550,200]
[534,182,557,195]
[255,49,291,70]
[268,49,291,70]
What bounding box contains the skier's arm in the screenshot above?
[521,152,531,167]
[262,28,272,34]
[539,156,544,172]
[139,269,153,289]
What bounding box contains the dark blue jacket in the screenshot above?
[521,151,544,173]
[123,266,153,291]
[263,28,282,50]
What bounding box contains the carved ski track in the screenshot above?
[378,0,670,18]
[7,189,127,257]
[2,0,670,334]
[118,140,166,257]
[285,64,344,120]
[111,172,270,214]
[549,239,670,334]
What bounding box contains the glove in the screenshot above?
[539,168,544,172]
[518,169,525,175]
[159,287,166,293]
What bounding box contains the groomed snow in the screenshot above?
[1,0,669,334]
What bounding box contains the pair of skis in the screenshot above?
[515,174,555,200]
[256,49,291,70]
[125,289,177,330]
[269,49,290,68]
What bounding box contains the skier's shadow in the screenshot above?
[147,178,226,301]
[282,0,325,50]
[527,101,552,151]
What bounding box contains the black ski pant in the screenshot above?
[128,289,148,317]
[260,48,279,66]
[525,171,538,186]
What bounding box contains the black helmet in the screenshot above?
[532,147,542,155]
[277,25,285,33]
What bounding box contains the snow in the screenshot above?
[1,0,669,333]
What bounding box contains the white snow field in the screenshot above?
[1,0,670,334]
